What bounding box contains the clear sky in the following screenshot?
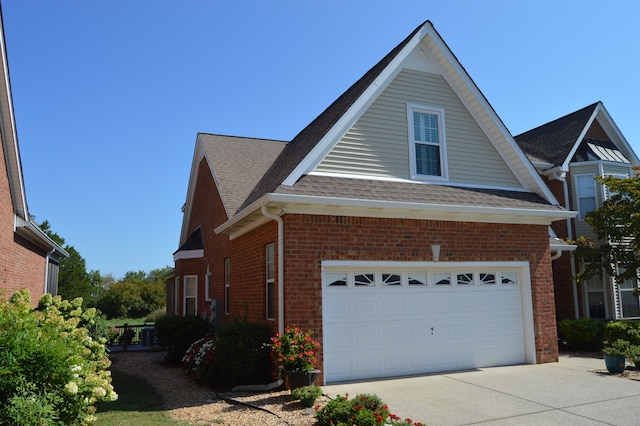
[3,1,639,278]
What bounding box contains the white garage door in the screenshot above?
[322,261,535,383]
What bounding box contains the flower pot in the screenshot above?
[286,369,320,390]
[604,353,626,374]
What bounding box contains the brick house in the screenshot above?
[0,13,67,303]
[515,102,640,323]
[172,21,576,383]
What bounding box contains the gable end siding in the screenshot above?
[315,69,521,188]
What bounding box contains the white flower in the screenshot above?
[93,387,107,398]
[64,381,79,395]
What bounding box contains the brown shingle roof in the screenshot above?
[238,21,429,213]
[199,134,287,215]
[514,102,599,166]
[275,175,564,211]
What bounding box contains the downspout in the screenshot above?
[261,205,284,334]
[551,169,580,319]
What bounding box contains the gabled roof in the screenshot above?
[514,102,640,170]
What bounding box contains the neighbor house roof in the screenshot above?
[514,102,640,170]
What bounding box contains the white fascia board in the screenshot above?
[214,194,271,236]
[561,105,599,171]
[179,138,205,245]
[173,249,204,261]
[14,216,69,258]
[594,103,640,166]
[424,31,559,206]
[282,24,431,187]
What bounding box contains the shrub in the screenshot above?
[603,320,640,345]
[182,336,216,384]
[292,385,323,407]
[558,318,605,351]
[154,314,211,364]
[211,316,274,388]
[0,289,117,425]
[268,326,321,373]
[316,393,390,426]
[146,307,166,322]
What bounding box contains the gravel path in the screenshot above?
[109,351,324,425]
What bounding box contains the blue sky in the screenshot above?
[3,1,639,278]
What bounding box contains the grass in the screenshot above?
[95,369,191,426]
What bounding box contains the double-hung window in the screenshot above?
[576,174,596,220]
[184,275,197,316]
[408,104,446,180]
[266,243,275,320]
[224,258,230,314]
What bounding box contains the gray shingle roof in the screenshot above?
[199,134,287,215]
[514,102,599,166]
[275,175,565,212]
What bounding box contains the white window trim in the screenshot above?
[266,243,275,320]
[575,173,596,220]
[205,267,212,301]
[224,258,230,315]
[173,277,179,314]
[407,103,448,181]
[183,275,197,316]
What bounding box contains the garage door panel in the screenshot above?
[323,264,529,382]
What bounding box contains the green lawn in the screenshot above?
[95,369,191,426]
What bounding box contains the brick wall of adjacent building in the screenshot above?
[0,137,46,303]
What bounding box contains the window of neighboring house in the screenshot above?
[618,278,640,318]
[224,258,230,315]
[205,269,213,301]
[584,274,606,319]
[174,277,179,314]
[266,243,275,320]
[604,173,628,200]
[46,259,60,295]
[184,275,197,316]
[408,104,447,180]
[576,174,596,220]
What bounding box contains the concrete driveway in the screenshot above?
[322,354,640,425]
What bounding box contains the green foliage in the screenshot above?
[573,170,640,285]
[316,393,390,426]
[292,385,322,408]
[146,307,167,322]
[95,276,165,319]
[212,317,273,388]
[558,318,605,351]
[269,326,321,373]
[154,314,211,364]
[0,289,117,425]
[602,339,631,356]
[603,320,640,345]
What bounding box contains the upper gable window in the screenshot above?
[408,104,447,180]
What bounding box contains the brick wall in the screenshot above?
[0,137,47,303]
[230,214,559,375]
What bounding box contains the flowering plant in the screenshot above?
[269,327,320,373]
[182,336,216,383]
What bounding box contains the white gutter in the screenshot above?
[544,167,580,319]
[261,205,284,334]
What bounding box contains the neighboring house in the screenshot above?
[173,21,576,384]
[515,102,640,323]
[0,11,67,303]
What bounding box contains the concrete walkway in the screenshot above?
[322,354,640,425]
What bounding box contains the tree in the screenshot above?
[573,169,640,288]
[39,220,96,304]
[95,268,168,319]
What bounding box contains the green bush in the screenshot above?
[146,307,166,322]
[558,318,605,351]
[0,289,117,425]
[292,385,323,408]
[603,320,640,345]
[154,314,211,364]
[316,393,390,426]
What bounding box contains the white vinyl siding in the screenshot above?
[315,68,521,188]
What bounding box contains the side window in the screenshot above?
[266,243,275,320]
[224,258,230,315]
[184,275,197,316]
[576,174,596,220]
[408,104,447,180]
[205,267,213,301]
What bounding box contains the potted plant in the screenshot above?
[269,327,321,390]
[625,344,640,369]
[291,385,323,408]
[602,339,630,374]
